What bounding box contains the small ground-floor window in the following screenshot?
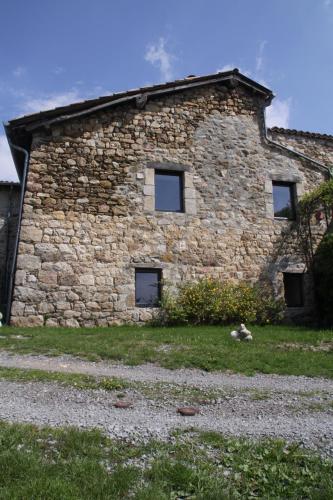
[135,269,162,307]
[283,273,304,307]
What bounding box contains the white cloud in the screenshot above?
[266,98,291,128]
[216,64,252,78]
[145,37,175,81]
[217,64,235,72]
[13,66,26,78]
[0,135,19,182]
[22,90,82,114]
[324,0,331,6]
[52,66,64,75]
[256,41,267,72]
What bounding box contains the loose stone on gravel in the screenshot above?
[114,401,132,409]
[177,407,199,416]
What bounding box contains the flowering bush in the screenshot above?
[153,278,284,326]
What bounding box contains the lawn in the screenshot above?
[0,422,332,499]
[0,324,332,378]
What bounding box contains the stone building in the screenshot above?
[4,69,333,327]
[0,182,20,319]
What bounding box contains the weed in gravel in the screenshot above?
[0,366,128,392]
[248,389,272,401]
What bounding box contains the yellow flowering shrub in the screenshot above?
[153,278,284,326]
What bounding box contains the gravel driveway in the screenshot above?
[0,352,332,457]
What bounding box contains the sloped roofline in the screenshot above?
[269,126,333,141]
[4,68,274,179]
[6,69,273,130]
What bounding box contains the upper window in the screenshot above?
[272,182,296,220]
[283,273,304,307]
[135,269,161,307]
[155,170,184,212]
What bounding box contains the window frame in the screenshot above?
[272,181,297,220]
[135,268,162,308]
[283,272,304,308]
[154,169,184,213]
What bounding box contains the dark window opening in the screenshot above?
[283,273,304,307]
[155,170,184,212]
[135,269,162,307]
[272,182,296,220]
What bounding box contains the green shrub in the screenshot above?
[153,278,284,326]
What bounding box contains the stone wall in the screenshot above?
[10,84,328,326]
[0,183,20,317]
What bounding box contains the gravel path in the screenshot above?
[0,351,332,393]
[0,352,332,456]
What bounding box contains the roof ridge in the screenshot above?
[269,126,333,141]
[6,69,273,127]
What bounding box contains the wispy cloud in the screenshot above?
[52,66,65,75]
[217,64,252,78]
[145,37,175,81]
[13,66,26,78]
[256,40,267,72]
[324,0,331,7]
[22,90,82,114]
[266,98,291,128]
[0,135,18,181]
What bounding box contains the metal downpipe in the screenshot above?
[4,140,30,325]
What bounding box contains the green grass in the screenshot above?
[0,422,332,499]
[0,366,128,391]
[0,324,333,377]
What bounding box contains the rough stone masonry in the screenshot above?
[5,72,333,326]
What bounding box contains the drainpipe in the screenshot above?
[262,109,333,179]
[4,141,30,325]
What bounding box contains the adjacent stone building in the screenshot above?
[4,69,333,326]
[0,181,20,318]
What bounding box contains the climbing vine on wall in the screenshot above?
[297,178,333,325]
[297,178,333,267]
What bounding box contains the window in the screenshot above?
[283,273,304,307]
[135,269,162,307]
[155,170,184,212]
[272,182,296,220]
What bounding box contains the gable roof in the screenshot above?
[4,69,273,179]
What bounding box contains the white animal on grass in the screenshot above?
[230,323,253,341]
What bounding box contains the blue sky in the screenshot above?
[1,0,333,181]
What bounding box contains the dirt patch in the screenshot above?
[277,341,333,353]
[154,344,189,353]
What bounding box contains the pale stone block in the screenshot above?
[296,182,304,197]
[145,168,155,185]
[20,226,43,243]
[264,179,273,194]
[16,254,41,271]
[184,172,194,188]
[143,185,155,196]
[184,188,196,200]
[79,274,95,285]
[38,271,58,285]
[63,318,80,328]
[185,198,197,214]
[15,270,26,286]
[11,301,25,316]
[11,315,44,327]
[45,318,59,327]
[144,195,154,211]
[38,302,55,314]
